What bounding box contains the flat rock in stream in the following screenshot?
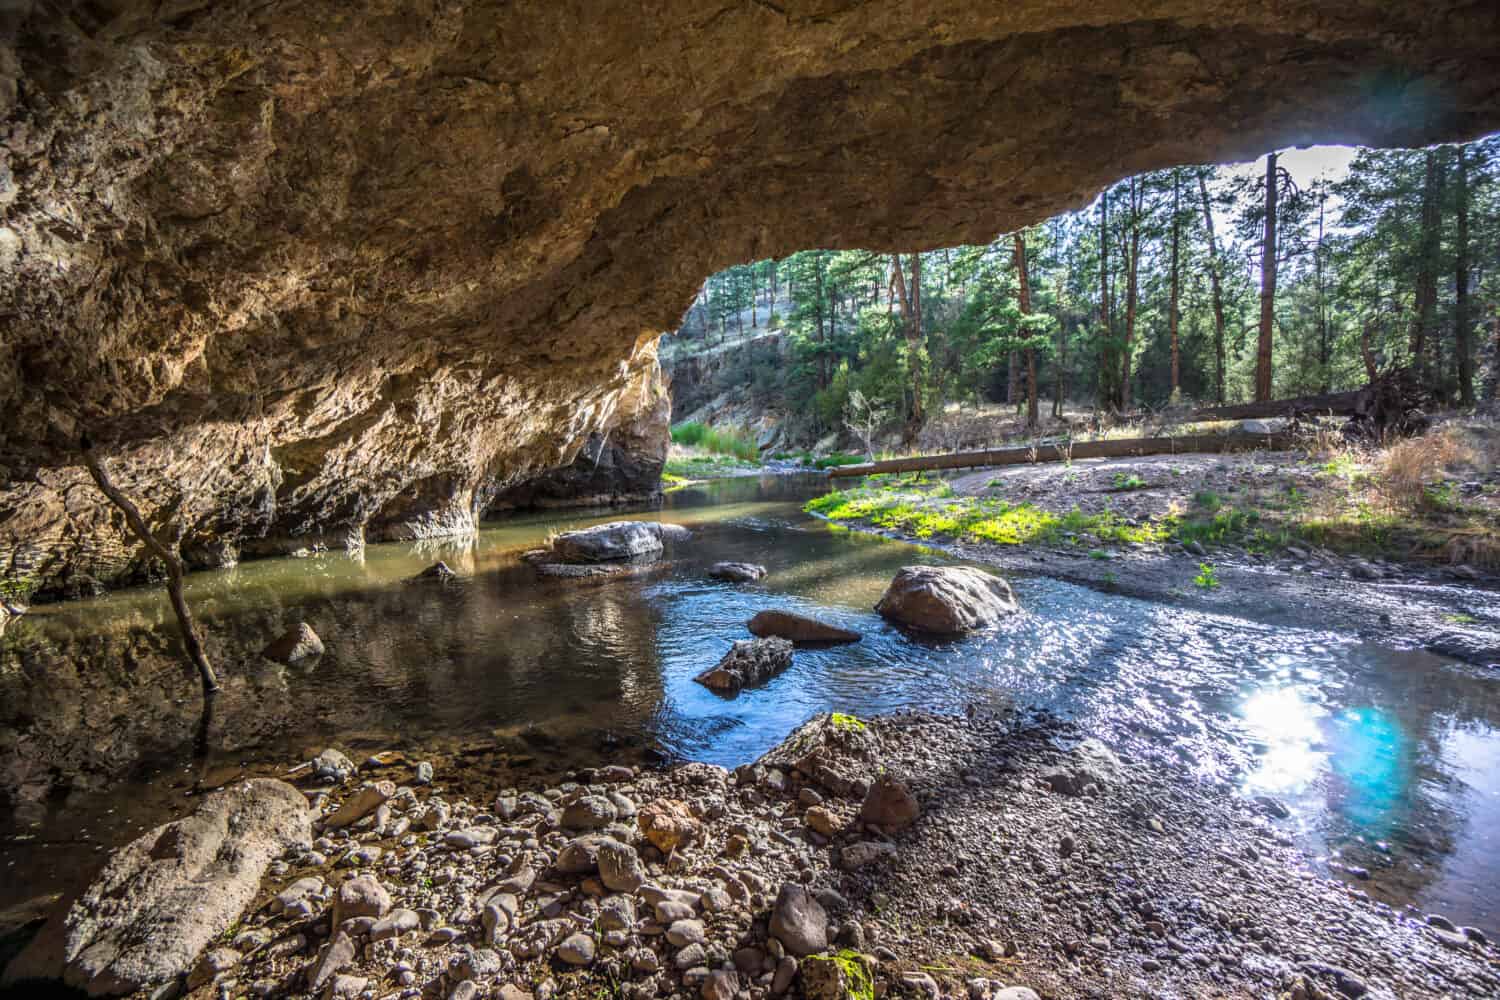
[710,561,767,583]
[4,778,311,997]
[875,565,1019,634]
[748,609,861,644]
[549,521,689,563]
[695,637,793,692]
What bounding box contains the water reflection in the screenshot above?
[0,474,1497,937]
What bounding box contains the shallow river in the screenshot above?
[2,474,1497,937]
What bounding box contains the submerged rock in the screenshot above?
[413,561,458,582]
[710,561,767,582]
[261,622,325,663]
[4,779,311,997]
[874,565,1019,634]
[694,637,794,692]
[748,609,861,644]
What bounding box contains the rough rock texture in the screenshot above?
[260,621,324,663]
[748,609,861,644]
[549,520,667,563]
[875,565,1020,634]
[2,778,310,996]
[2,2,1499,598]
[694,636,794,692]
[709,561,767,583]
[488,360,670,512]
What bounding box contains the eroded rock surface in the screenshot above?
[875,565,1020,634]
[3,778,310,996]
[694,636,794,692]
[2,2,1498,597]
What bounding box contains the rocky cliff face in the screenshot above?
[2,1,1498,598]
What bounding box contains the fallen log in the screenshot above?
[1189,391,1362,421]
[826,431,1297,479]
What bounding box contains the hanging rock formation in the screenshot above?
[2,1,1498,598]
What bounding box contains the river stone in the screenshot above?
[4,779,311,997]
[710,562,767,582]
[598,839,646,892]
[638,799,700,853]
[322,781,395,830]
[694,637,793,692]
[370,908,420,942]
[261,622,325,663]
[839,841,897,871]
[414,560,458,582]
[875,565,1019,634]
[748,609,861,644]
[333,874,392,926]
[311,748,356,784]
[557,932,596,966]
[859,774,920,831]
[561,795,617,829]
[768,883,828,957]
[556,836,605,874]
[308,930,357,992]
[552,521,664,563]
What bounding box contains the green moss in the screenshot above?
[804,950,875,1000]
[830,712,866,732]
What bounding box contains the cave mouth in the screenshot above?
[1,2,1499,598]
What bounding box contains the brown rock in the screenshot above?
[694,637,793,692]
[637,798,699,854]
[859,774,920,831]
[262,623,325,663]
[748,610,861,645]
[322,781,395,830]
[874,566,1019,634]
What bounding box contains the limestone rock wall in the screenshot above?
[2,1,1498,598]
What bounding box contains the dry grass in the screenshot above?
[1375,427,1479,510]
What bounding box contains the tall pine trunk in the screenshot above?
[1255,151,1278,402]
[1316,193,1330,393]
[1119,177,1141,411]
[1169,171,1181,399]
[1410,148,1442,390]
[1197,169,1228,404]
[1053,274,1067,418]
[1455,146,1474,406]
[1013,232,1039,428]
[1097,189,1112,408]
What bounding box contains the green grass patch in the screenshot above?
[664,454,759,479]
[814,453,866,469]
[670,421,760,461]
[1193,562,1220,589]
[830,712,867,732]
[805,486,1168,548]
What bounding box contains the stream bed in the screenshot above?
[2,473,1497,938]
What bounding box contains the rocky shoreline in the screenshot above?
[6,711,1498,1000]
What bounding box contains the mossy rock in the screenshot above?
[802,950,876,1000]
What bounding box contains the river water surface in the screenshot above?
[2,474,1497,937]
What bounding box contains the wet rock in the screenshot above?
[3,779,311,997]
[859,774,920,830]
[638,799,699,853]
[748,609,861,644]
[262,622,325,663]
[694,636,793,692]
[414,561,458,582]
[323,781,395,830]
[598,839,646,892]
[768,883,828,957]
[710,562,767,582]
[875,565,1019,634]
[551,521,665,563]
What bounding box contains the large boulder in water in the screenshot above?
[549,521,689,563]
[261,622,324,663]
[4,779,311,997]
[748,609,861,645]
[874,565,1019,634]
[694,637,793,692]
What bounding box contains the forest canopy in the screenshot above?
[667,138,1500,444]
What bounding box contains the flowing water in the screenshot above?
[2,474,1497,937]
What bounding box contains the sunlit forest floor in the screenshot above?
[808,414,1500,573]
